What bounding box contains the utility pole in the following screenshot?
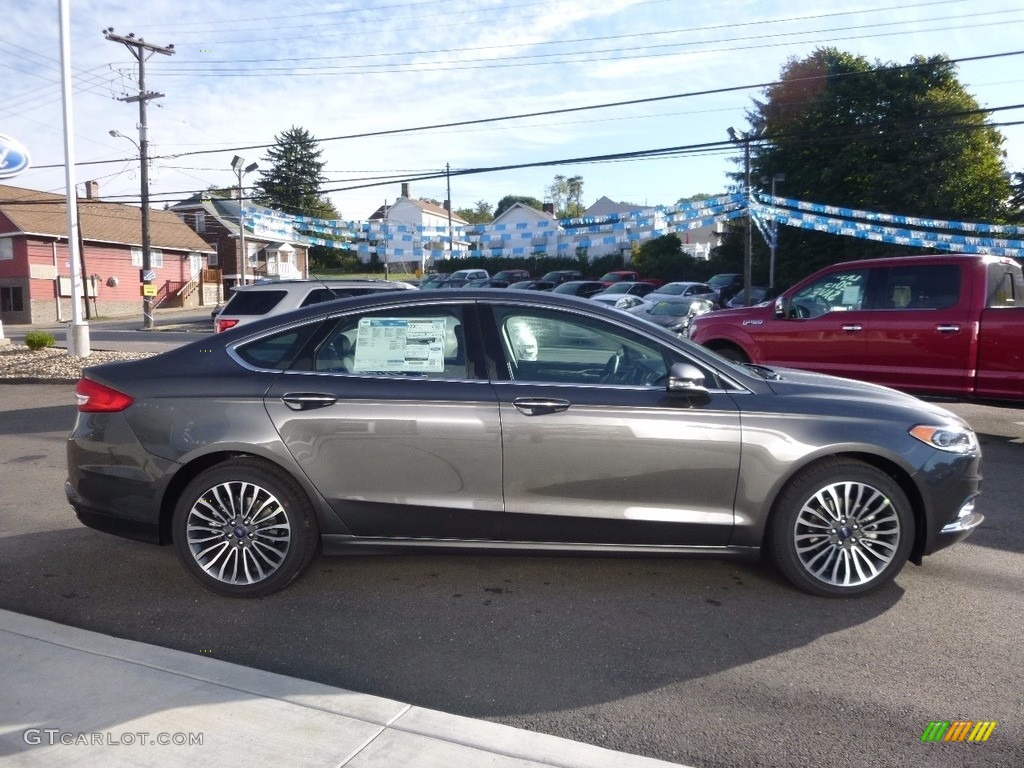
[104,28,174,330]
[728,127,754,307]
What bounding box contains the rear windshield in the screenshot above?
[222,290,287,316]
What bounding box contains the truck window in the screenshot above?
[987,264,1024,308]
[878,264,961,310]
[790,269,868,318]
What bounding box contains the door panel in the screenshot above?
[495,383,741,545]
[488,304,741,546]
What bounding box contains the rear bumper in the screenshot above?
[66,482,163,544]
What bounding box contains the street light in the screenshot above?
[727,127,754,307]
[110,128,155,329]
[231,155,258,287]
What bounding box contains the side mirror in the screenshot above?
[666,362,710,398]
[773,296,788,318]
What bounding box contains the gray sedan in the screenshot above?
[66,290,983,598]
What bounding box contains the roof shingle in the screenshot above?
[0,183,213,252]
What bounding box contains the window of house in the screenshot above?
[194,211,206,233]
[1,286,24,312]
[0,238,12,260]
[130,247,164,268]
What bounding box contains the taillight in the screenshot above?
[215,318,239,333]
[75,378,134,413]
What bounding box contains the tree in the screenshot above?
[545,174,585,217]
[253,126,338,219]
[631,233,696,282]
[494,195,544,218]
[716,48,1014,287]
[455,200,494,224]
[252,126,341,272]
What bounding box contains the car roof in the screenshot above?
[232,278,401,292]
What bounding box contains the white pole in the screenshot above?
[59,0,89,357]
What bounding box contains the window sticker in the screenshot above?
[353,317,446,372]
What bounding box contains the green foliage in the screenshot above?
[455,200,494,224]
[717,48,1014,288]
[494,195,545,218]
[24,331,55,350]
[253,126,339,220]
[547,175,585,218]
[632,234,699,282]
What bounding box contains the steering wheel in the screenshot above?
[600,346,631,383]
[792,295,831,319]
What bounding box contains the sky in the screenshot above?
[3,0,1023,222]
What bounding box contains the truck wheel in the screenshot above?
[768,459,914,597]
[713,345,749,364]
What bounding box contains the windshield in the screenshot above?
[648,300,691,318]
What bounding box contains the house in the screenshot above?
[0,181,214,325]
[366,183,469,269]
[169,193,309,294]
[575,196,720,261]
[482,202,560,256]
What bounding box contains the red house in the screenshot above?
[0,182,215,325]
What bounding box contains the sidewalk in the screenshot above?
[0,610,688,767]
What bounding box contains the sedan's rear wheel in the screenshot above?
[768,459,913,597]
[172,458,319,597]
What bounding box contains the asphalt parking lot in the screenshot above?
[0,326,1020,767]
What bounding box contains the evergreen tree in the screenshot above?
[253,126,337,219]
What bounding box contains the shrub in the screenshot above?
[24,331,56,350]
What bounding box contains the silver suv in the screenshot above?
[213,278,417,333]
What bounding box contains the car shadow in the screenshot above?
[0,525,902,721]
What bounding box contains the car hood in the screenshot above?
[757,365,969,425]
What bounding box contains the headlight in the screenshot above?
[909,425,978,454]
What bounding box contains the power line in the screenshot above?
[26,48,1024,174]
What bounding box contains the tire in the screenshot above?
[172,458,319,598]
[767,458,914,598]
[713,345,749,364]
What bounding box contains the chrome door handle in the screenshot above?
[281,393,338,411]
[512,398,571,416]
[936,325,961,334]
[841,324,863,332]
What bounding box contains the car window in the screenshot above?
[300,287,348,307]
[223,289,287,316]
[312,305,470,379]
[493,306,670,387]
[878,264,961,310]
[235,322,324,371]
[790,269,868,318]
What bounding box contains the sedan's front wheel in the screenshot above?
[768,459,914,597]
[172,458,319,597]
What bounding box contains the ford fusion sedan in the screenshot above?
[67,290,983,598]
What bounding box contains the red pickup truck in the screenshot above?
[689,254,1024,401]
[598,270,663,287]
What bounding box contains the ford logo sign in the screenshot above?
[0,133,31,179]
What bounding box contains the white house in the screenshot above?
[482,202,560,257]
[367,184,469,270]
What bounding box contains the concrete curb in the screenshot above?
[1,609,687,767]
